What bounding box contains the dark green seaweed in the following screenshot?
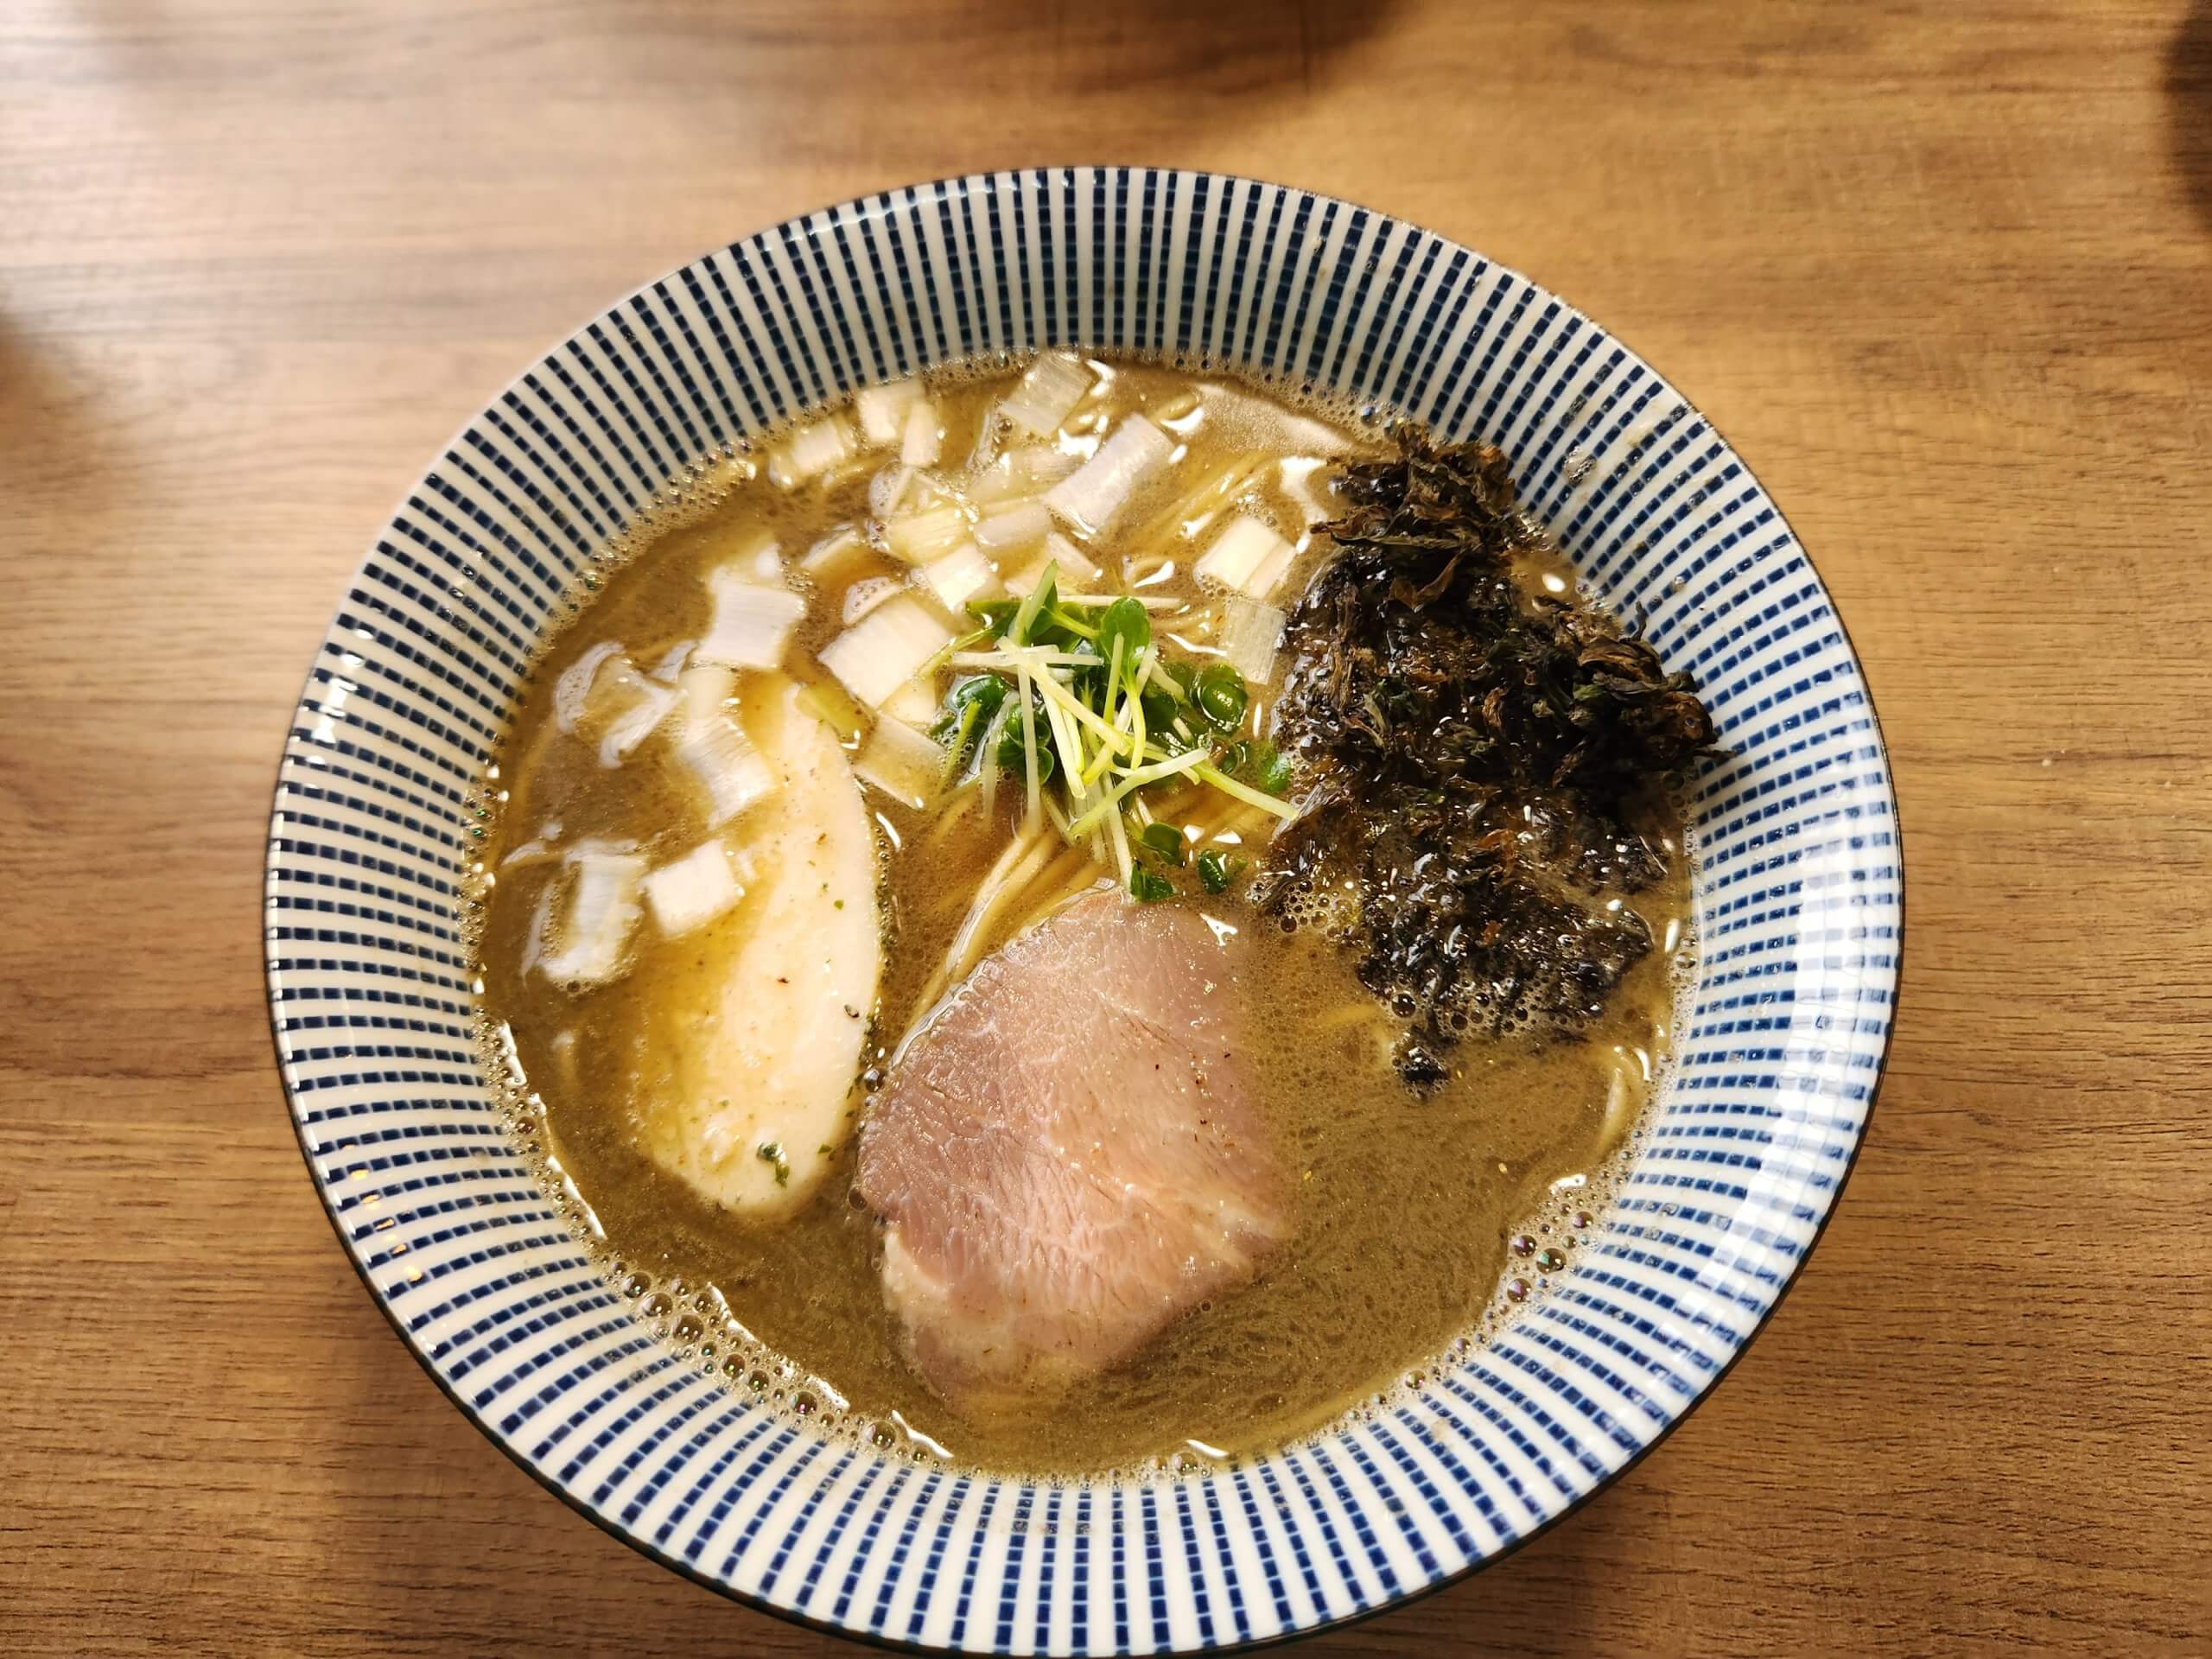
[1262,424,1718,1083]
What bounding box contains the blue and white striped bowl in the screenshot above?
[266,168,1899,1652]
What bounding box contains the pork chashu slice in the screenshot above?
[857,891,1289,1411]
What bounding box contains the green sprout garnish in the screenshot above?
[995,698,1060,783]
[1193,663,1249,729]
[1196,849,1248,894]
[932,675,1009,783]
[1129,865,1175,903]
[1096,596,1152,669]
[933,558,1298,898]
[1138,822,1187,866]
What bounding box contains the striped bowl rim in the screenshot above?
[264,167,1899,1653]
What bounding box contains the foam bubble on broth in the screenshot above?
[461,354,1698,1480]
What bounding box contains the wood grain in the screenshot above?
[3,2,2209,1653]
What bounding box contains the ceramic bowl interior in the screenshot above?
[266,167,1899,1655]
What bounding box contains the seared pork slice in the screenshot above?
[858,892,1288,1411]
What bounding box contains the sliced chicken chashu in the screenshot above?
[637,672,881,1219]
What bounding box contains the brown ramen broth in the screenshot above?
[473,358,1693,1477]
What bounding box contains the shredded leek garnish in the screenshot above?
[925,559,1294,902]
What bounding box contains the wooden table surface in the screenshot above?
[5,2,2209,1654]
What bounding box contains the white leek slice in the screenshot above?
[842,574,904,624]
[968,445,1079,505]
[1219,594,1287,688]
[677,661,736,729]
[553,640,622,733]
[1001,531,1102,597]
[974,499,1050,556]
[797,677,865,745]
[551,645,678,766]
[518,877,559,978]
[1001,353,1092,436]
[854,715,944,808]
[1048,531,1103,586]
[681,660,734,716]
[899,399,943,466]
[802,524,871,581]
[817,595,953,709]
[696,565,807,671]
[643,840,744,937]
[885,504,972,565]
[1195,516,1297,601]
[918,542,999,612]
[645,639,696,683]
[540,850,645,988]
[855,378,921,446]
[672,664,778,827]
[868,463,918,520]
[707,532,785,586]
[881,675,941,729]
[767,415,856,488]
[1044,414,1173,538]
[674,718,778,828]
[909,472,967,512]
[595,664,679,767]
[642,674,881,1218]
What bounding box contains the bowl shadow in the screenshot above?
[2165,0,2212,234]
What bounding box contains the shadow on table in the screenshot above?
[1025,0,1402,99]
[558,0,1403,118]
[2165,1,2212,234]
[0,315,105,487]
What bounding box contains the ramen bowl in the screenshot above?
[265,168,1898,1652]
